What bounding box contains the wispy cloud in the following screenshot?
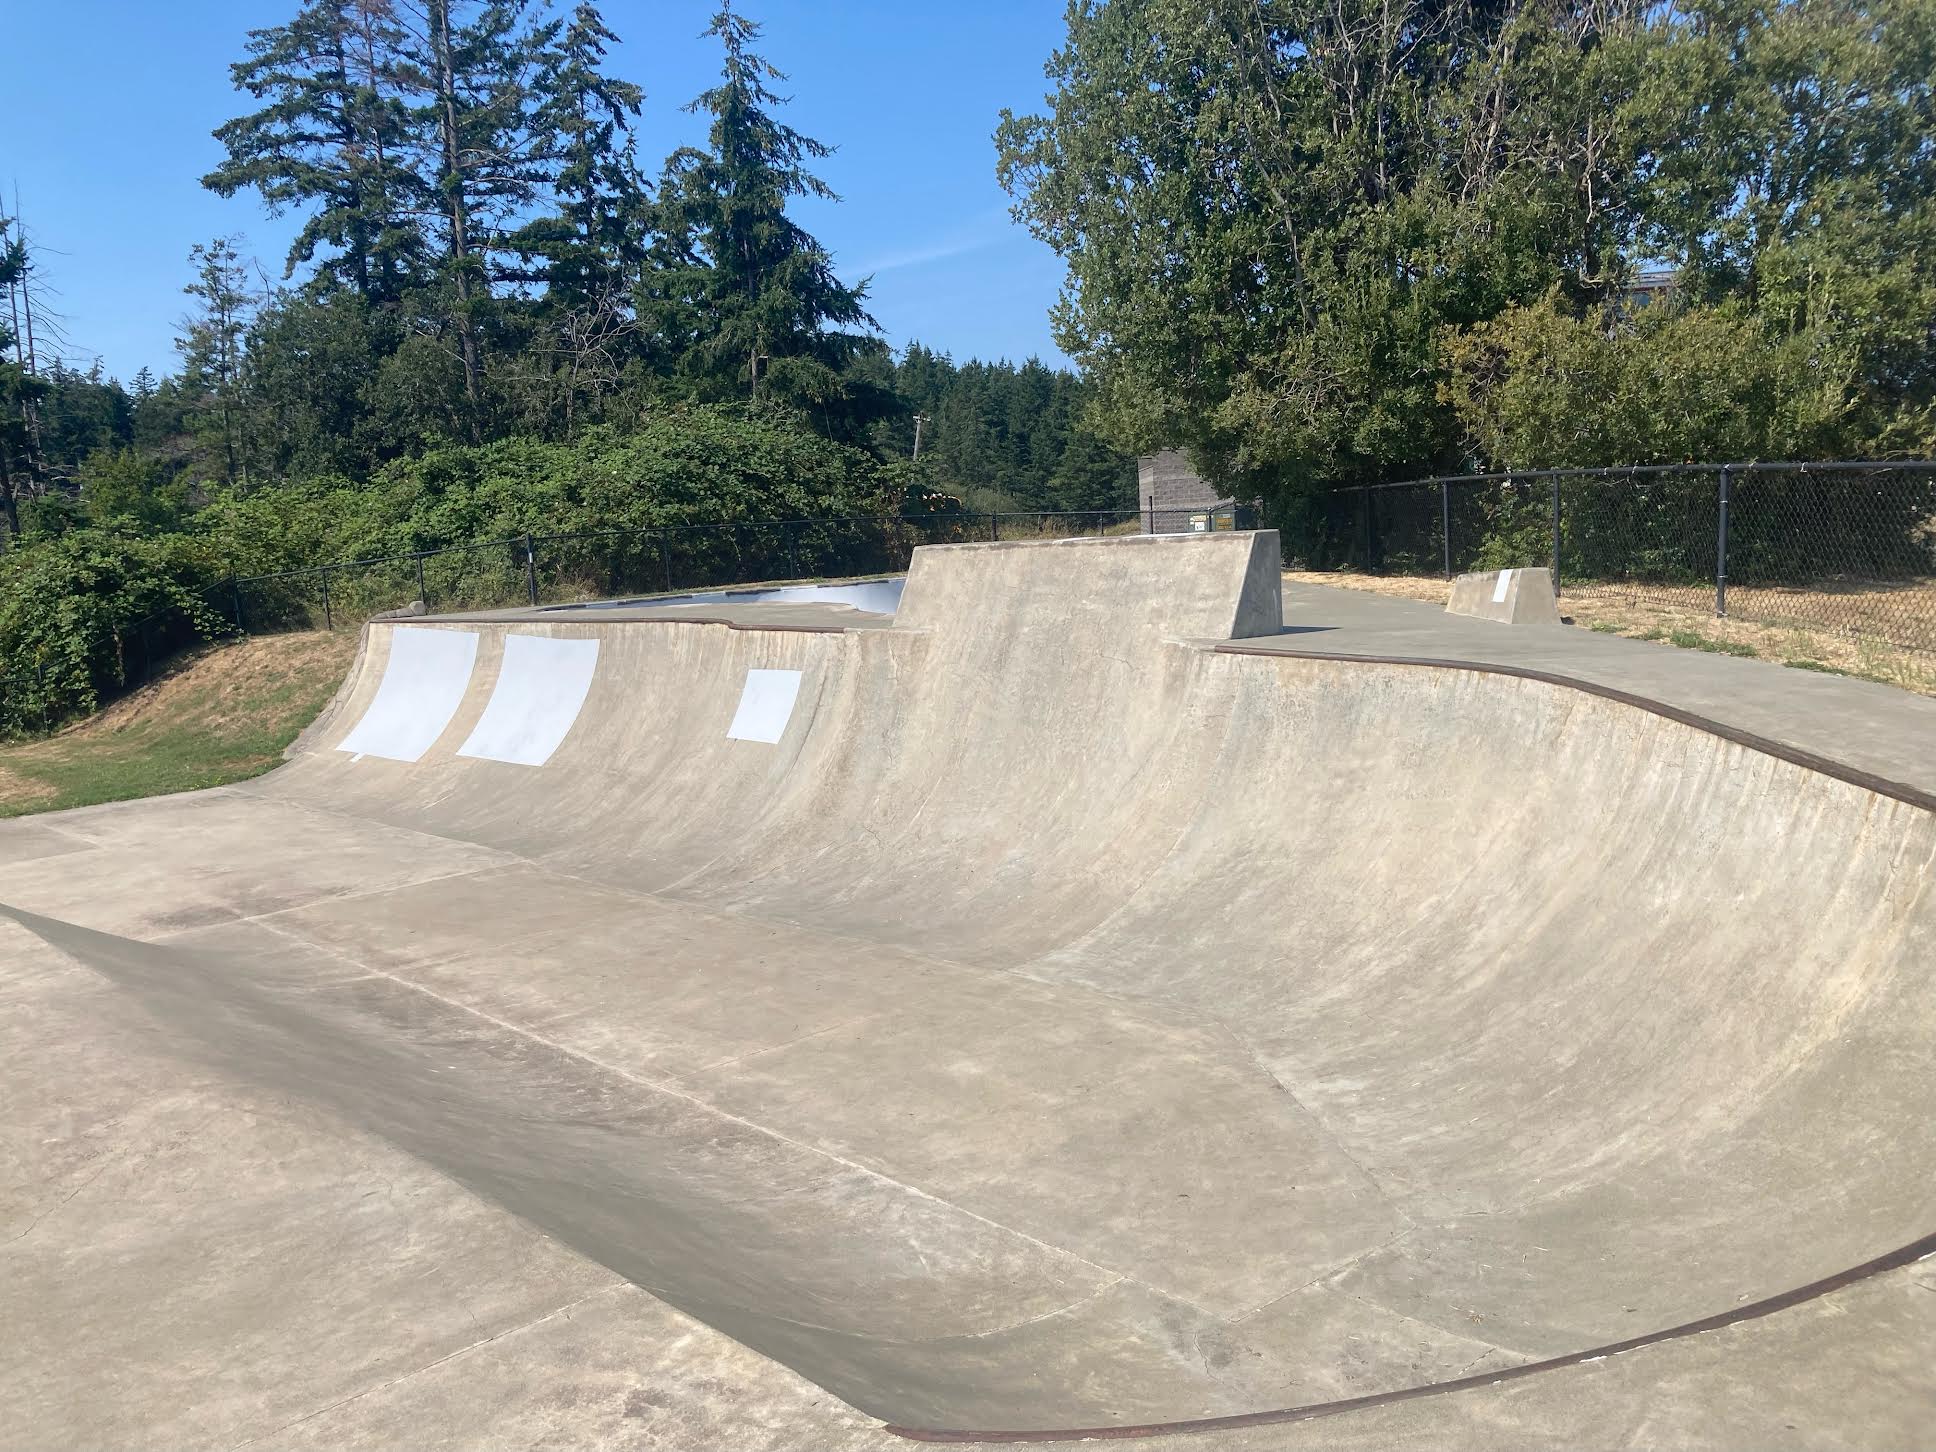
[850,207,1020,277]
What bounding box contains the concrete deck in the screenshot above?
[3,532,1932,1449]
[1267,582,1936,805]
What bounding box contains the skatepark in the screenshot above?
[4,530,1934,1448]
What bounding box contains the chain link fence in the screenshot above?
[1291,462,1936,656]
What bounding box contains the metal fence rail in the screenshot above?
[1300,462,1936,655]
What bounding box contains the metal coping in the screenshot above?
[407,611,859,634]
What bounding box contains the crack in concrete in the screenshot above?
[222,1282,632,1451]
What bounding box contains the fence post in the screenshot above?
[320,567,333,631]
[231,576,245,634]
[1715,465,1732,618]
[786,522,800,580]
[1145,492,1154,535]
[989,511,998,542]
[523,533,539,606]
[660,529,673,592]
[1440,479,1451,579]
[415,554,427,608]
[1358,488,1371,569]
[1551,474,1562,595]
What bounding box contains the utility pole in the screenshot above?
[911,413,930,461]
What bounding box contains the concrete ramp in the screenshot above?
[3,529,1932,1442]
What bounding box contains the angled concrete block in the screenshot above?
[1446,566,1562,624]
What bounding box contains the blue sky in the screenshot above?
[4,1,1075,382]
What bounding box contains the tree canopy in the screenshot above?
[997,0,1936,507]
[0,0,1131,554]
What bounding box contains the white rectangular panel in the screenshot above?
[457,634,600,767]
[336,626,479,763]
[1491,569,1515,604]
[727,668,804,744]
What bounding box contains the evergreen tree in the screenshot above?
[0,215,49,541]
[654,3,885,434]
[498,2,653,437]
[37,362,135,487]
[397,0,552,428]
[206,0,426,303]
[513,2,649,306]
[176,238,257,488]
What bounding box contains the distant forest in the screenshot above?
[0,0,1134,554]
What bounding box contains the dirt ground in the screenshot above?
[1284,570,1936,697]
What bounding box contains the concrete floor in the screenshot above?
[3,532,1932,1448]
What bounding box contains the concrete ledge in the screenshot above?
[897,529,1285,642]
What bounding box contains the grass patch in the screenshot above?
[1665,629,1758,657]
[0,631,356,819]
[1784,657,1855,676]
[1283,568,1936,696]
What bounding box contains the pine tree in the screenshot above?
[0,215,49,540]
[654,3,884,432]
[206,0,426,303]
[177,238,257,488]
[514,2,649,307]
[398,0,551,427]
[496,2,652,436]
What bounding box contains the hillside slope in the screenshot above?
[0,632,356,818]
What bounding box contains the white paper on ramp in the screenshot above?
[727,668,804,744]
[335,626,479,762]
[1492,569,1515,604]
[457,634,601,766]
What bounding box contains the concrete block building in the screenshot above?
[1138,449,1240,533]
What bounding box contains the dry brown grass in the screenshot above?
[0,631,358,817]
[1284,570,1936,697]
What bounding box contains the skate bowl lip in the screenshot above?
[321,607,1936,816]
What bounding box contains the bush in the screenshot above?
[0,405,921,731]
[0,530,229,733]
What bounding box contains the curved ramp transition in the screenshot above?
[7,530,1933,1439]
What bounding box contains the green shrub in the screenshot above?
[0,406,932,732]
[0,530,229,732]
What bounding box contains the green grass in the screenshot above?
[1664,628,1758,657]
[0,632,356,819]
[1782,657,1855,677]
